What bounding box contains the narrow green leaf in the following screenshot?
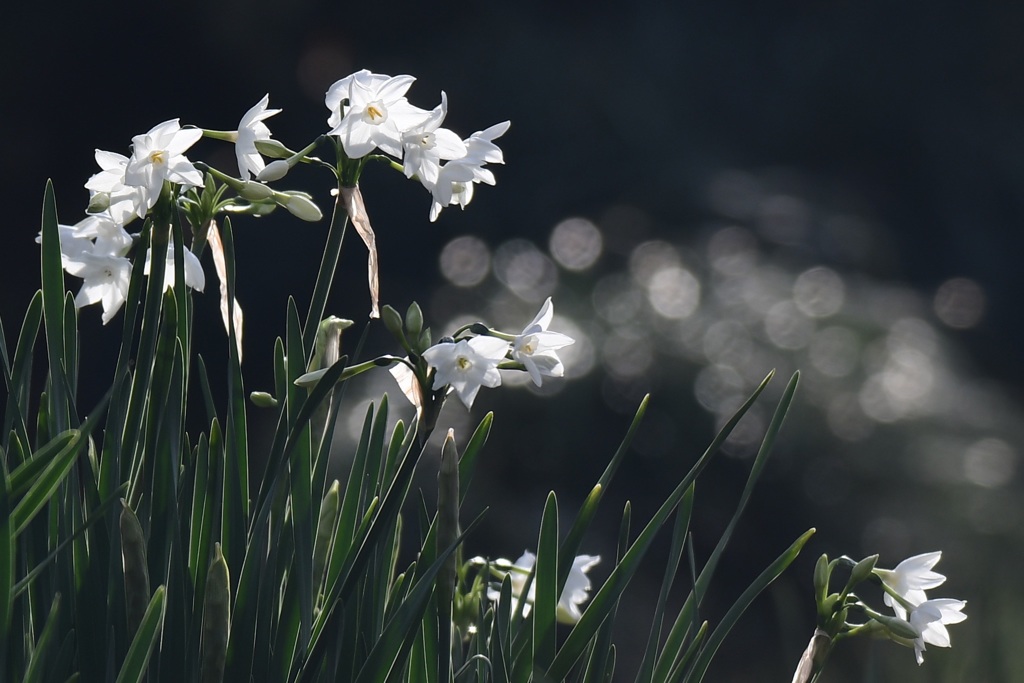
[114,586,166,683]
[4,290,43,452]
[0,457,13,671]
[8,430,78,499]
[11,430,81,536]
[655,371,798,682]
[39,180,69,432]
[221,217,249,559]
[546,373,776,681]
[635,484,695,683]
[351,515,485,683]
[666,622,707,683]
[684,529,816,683]
[558,395,647,589]
[22,592,61,683]
[533,492,560,672]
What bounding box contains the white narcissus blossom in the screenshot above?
[63,249,133,324]
[85,150,148,224]
[422,336,510,409]
[235,94,281,179]
[513,297,575,386]
[144,244,205,293]
[485,551,600,624]
[908,598,967,665]
[428,121,509,222]
[124,119,204,211]
[875,551,946,620]
[326,70,430,159]
[401,92,466,189]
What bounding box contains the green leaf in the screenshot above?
[115,586,166,683]
[546,372,775,681]
[352,514,485,683]
[532,492,560,673]
[0,457,13,671]
[635,484,695,683]
[3,290,43,452]
[11,430,81,536]
[21,592,62,683]
[39,181,69,432]
[683,529,815,683]
[557,395,648,593]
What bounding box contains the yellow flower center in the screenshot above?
[149,150,166,165]
[457,355,471,370]
[366,105,384,121]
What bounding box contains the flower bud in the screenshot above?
[873,612,920,640]
[277,191,322,221]
[380,304,405,338]
[238,180,275,201]
[405,301,424,337]
[254,138,293,159]
[249,391,279,408]
[256,160,290,182]
[847,554,878,589]
[87,192,111,213]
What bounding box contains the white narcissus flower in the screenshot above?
[326,70,430,159]
[235,94,281,179]
[422,336,510,409]
[144,244,205,292]
[84,150,148,224]
[428,121,509,222]
[63,249,133,324]
[513,297,575,386]
[908,598,967,665]
[485,551,600,624]
[124,119,204,211]
[875,551,946,620]
[401,92,466,188]
[557,554,601,623]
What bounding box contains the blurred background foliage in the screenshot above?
[4,1,1023,680]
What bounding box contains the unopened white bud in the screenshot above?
[278,192,322,222]
[256,160,290,182]
[238,180,275,201]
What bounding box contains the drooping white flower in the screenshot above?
[485,551,600,624]
[401,92,466,188]
[876,551,946,620]
[512,297,575,386]
[428,121,509,221]
[235,94,281,179]
[124,119,204,210]
[326,70,430,159]
[422,335,509,409]
[908,598,967,665]
[63,249,133,324]
[144,243,205,292]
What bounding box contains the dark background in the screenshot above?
[5,1,1024,680]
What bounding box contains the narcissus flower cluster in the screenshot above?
[325,69,508,221]
[420,298,575,409]
[874,552,967,665]
[486,551,600,625]
[42,69,508,326]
